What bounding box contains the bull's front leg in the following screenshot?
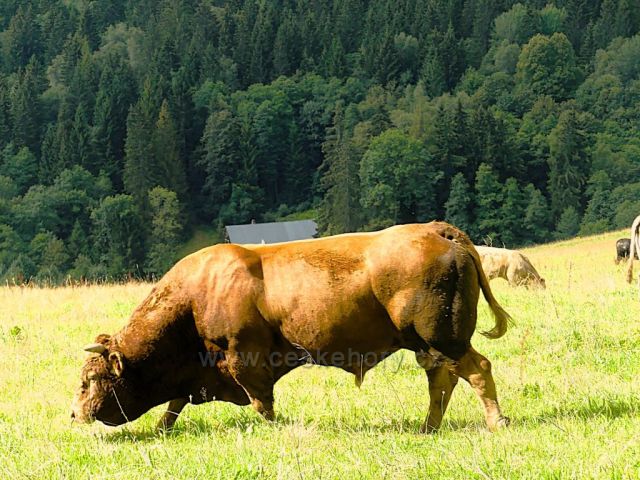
[156,397,189,431]
[226,344,276,421]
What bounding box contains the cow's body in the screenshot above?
[626,216,640,283]
[475,245,545,288]
[71,222,511,433]
[615,238,638,264]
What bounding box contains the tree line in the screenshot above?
[0,0,639,283]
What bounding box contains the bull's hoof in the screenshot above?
[156,418,177,433]
[419,421,440,434]
[262,410,275,421]
[488,415,510,431]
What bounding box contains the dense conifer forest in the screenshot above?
[0,0,639,282]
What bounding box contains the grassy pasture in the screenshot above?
[1,230,639,479]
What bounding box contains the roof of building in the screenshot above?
[225,220,318,245]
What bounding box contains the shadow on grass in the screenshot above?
[102,409,266,443]
[100,411,482,443]
[100,395,639,443]
[534,396,639,424]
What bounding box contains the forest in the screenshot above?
[0,0,639,282]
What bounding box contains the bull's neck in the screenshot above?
[115,282,197,368]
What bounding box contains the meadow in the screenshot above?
[1,230,639,479]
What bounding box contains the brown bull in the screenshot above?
[71,222,511,433]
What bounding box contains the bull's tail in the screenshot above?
[431,222,512,339]
[470,247,512,339]
[626,215,640,283]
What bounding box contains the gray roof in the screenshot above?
[225,220,318,245]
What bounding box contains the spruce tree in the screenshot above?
[70,103,92,171]
[123,79,158,214]
[579,171,614,235]
[547,109,590,219]
[318,103,362,234]
[523,184,551,245]
[554,206,581,240]
[474,163,504,243]
[10,57,43,154]
[145,186,183,276]
[154,100,188,203]
[444,172,473,235]
[3,5,42,71]
[499,178,527,246]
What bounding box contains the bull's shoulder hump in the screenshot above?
[175,243,262,273]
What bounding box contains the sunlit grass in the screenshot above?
[1,230,639,478]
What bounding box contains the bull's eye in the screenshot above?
[87,372,98,382]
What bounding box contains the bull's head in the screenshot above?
[70,334,148,426]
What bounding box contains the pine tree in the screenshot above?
[444,173,473,235]
[92,54,136,187]
[499,178,527,246]
[123,79,158,214]
[91,194,145,278]
[249,2,275,84]
[273,10,300,77]
[322,37,347,78]
[0,75,11,150]
[547,109,590,219]
[154,100,188,203]
[68,220,89,257]
[554,206,581,240]
[318,103,362,234]
[523,184,551,244]
[615,0,639,39]
[10,57,43,154]
[198,108,243,218]
[3,5,42,71]
[579,171,614,235]
[421,37,447,97]
[70,103,92,170]
[145,186,183,276]
[474,163,504,243]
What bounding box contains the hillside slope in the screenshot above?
[0,230,639,478]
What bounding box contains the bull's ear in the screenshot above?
[108,351,125,377]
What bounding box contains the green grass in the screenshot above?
[1,230,640,478]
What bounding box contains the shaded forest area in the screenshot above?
[1,0,640,282]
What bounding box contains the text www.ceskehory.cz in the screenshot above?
[197,348,412,373]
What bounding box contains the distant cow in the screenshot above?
[615,238,638,264]
[626,215,640,283]
[71,222,511,434]
[475,245,546,288]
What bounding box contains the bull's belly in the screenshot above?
[274,306,401,362]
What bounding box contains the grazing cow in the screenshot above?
[615,238,638,264]
[626,215,640,283]
[71,222,511,434]
[475,245,545,289]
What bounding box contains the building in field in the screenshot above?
[224,219,318,245]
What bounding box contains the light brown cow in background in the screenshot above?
[475,245,546,288]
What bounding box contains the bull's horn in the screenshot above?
[83,343,107,354]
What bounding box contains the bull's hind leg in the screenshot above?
[226,342,276,421]
[416,358,459,433]
[450,347,509,431]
